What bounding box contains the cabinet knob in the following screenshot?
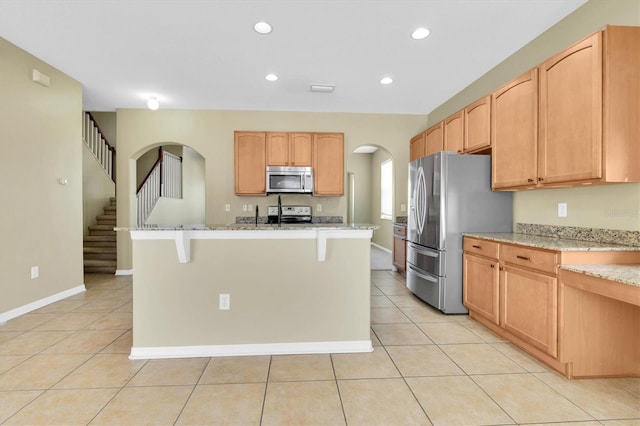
[490,264,495,268]
[537,177,544,182]
[527,178,534,183]
[499,266,504,271]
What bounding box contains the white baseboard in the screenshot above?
[0,285,86,324]
[129,340,373,360]
[371,242,392,253]
[115,269,134,276]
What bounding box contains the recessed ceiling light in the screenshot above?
[265,73,278,81]
[411,27,431,40]
[380,77,393,85]
[254,21,272,34]
[147,97,159,110]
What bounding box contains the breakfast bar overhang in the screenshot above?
[118,224,376,360]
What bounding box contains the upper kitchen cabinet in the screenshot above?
[313,133,344,196]
[492,69,539,189]
[410,132,425,162]
[235,131,266,195]
[425,121,444,157]
[464,95,491,153]
[538,25,640,186]
[266,132,312,166]
[444,110,464,154]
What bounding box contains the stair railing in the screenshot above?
[82,112,115,181]
[136,147,182,225]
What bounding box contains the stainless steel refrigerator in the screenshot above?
[407,152,513,314]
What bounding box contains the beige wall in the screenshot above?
[146,146,206,225]
[82,143,115,236]
[346,152,373,224]
[90,111,117,148]
[0,38,84,314]
[426,0,640,232]
[116,109,426,270]
[132,236,370,347]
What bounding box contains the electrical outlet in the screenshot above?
[225,204,231,212]
[558,202,567,217]
[31,266,39,279]
[401,204,406,212]
[317,204,322,212]
[242,205,247,212]
[219,293,230,310]
[248,204,253,211]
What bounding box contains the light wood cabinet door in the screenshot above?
[313,133,344,196]
[266,132,290,166]
[235,131,266,195]
[290,133,312,166]
[444,110,464,153]
[501,265,558,357]
[492,69,539,189]
[410,132,425,162]
[464,95,491,153]
[425,122,444,157]
[463,253,500,325]
[539,31,602,184]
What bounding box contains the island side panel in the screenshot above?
[131,237,371,350]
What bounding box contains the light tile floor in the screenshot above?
[1,271,638,425]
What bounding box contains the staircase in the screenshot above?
[83,197,117,273]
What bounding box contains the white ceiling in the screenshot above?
[0,0,586,114]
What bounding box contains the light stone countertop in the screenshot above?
[560,264,640,287]
[463,232,640,252]
[115,223,378,231]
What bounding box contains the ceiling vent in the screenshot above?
[310,85,335,93]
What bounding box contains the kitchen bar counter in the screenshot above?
[559,264,640,287]
[117,224,375,360]
[463,232,639,252]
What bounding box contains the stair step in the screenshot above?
[84,265,117,274]
[104,205,116,213]
[97,214,116,220]
[84,253,117,261]
[110,197,116,205]
[84,235,116,242]
[84,246,116,254]
[97,218,116,225]
[84,259,117,267]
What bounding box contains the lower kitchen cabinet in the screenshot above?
[463,235,639,378]
[501,264,557,357]
[392,224,407,274]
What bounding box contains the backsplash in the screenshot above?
[516,223,640,247]
[235,216,343,224]
[395,216,408,224]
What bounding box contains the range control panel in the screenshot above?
[267,205,312,216]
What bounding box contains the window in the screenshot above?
[380,159,393,220]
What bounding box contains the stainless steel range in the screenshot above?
[267,205,312,224]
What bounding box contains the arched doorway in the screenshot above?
[134,143,206,225]
[348,144,395,270]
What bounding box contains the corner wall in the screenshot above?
[426,0,640,232]
[0,38,84,315]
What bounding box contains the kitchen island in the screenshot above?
[116,224,376,360]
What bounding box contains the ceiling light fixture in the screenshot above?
[411,27,431,40]
[147,97,159,110]
[265,73,278,81]
[380,77,393,85]
[254,21,273,34]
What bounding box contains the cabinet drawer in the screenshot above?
[464,238,499,259]
[393,225,407,237]
[501,244,558,274]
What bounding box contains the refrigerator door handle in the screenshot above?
[408,242,438,258]
[407,265,439,283]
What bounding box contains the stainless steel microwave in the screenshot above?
[266,166,314,194]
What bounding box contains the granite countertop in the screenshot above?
[115,223,379,231]
[463,232,640,252]
[560,264,640,287]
